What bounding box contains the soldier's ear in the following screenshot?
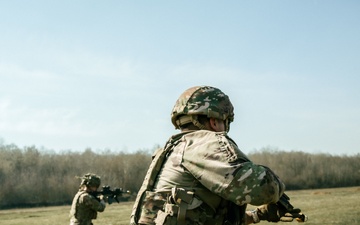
[209,118,218,131]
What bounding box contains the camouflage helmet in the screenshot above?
[79,173,101,188]
[171,86,234,130]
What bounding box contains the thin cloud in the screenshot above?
[0,98,94,136]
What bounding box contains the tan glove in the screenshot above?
[100,199,106,208]
[256,203,302,222]
[100,194,108,203]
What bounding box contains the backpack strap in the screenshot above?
[69,190,87,220]
[130,132,189,225]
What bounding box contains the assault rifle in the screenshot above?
[278,193,308,222]
[91,186,130,204]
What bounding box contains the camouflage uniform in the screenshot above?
[130,86,285,225]
[70,173,106,225]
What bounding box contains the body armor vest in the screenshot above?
[130,131,246,225]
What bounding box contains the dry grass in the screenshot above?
[0,187,359,225]
[255,186,360,225]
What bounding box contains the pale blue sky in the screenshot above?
[0,1,359,155]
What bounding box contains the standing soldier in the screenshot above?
[70,173,106,225]
[130,86,303,225]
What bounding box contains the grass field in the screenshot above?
[0,186,359,225]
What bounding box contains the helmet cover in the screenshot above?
[171,86,234,129]
[79,173,101,188]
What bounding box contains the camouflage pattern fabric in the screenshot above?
[179,130,285,206]
[171,86,234,129]
[69,190,106,225]
[79,173,101,188]
[136,130,285,224]
[138,191,167,224]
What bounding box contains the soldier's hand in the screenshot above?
[256,203,302,222]
[100,198,106,207]
[100,195,109,203]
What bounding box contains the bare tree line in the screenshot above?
[0,143,359,209]
[249,148,360,189]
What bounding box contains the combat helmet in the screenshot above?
[79,173,101,188]
[171,86,234,131]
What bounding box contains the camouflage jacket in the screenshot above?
[69,190,106,225]
[132,130,285,225]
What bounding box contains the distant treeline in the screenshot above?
[0,144,359,209]
[249,149,360,189]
